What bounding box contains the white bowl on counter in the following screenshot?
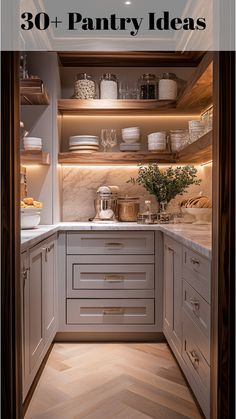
[21,208,41,229]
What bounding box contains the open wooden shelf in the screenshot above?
[176,130,212,163]
[58,99,176,115]
[58,131,212,165]
[20,150,51,165]
[58,151,175,165]
[20,78,50,105]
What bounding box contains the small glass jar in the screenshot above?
[118,197,140,222]
[158,73,177,100]
[73,73,96,99]
[138,74,157,99]
[100,73,118,99]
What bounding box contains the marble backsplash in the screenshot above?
[62,165,212,221]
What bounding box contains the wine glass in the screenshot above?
[100,129,109,152]
[108,129,117,151]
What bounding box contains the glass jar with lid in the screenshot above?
[72,73,96,99]
[118,197,140,222]
[100,73,119,99]
[158,73,177,100]
[138,74,157,99]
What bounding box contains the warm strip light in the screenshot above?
[201,160,213,166]
[59,164,203,169]
[62,114,200,119]
[21,164,42,168]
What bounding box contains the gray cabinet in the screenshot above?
[21,234,57,400]
[163,236,182,356]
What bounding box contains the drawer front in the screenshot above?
[183,310,210,365]
[67,299,154,325]
[67,258,154,290]
[67,232,154,255]
[183,311,210,395]
[183,280,211,339]
[183,247,211,303]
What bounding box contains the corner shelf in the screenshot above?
[20,150,51,166]
[20,78,50,105]
[176,131,212,163]
[58,99,176,115]
[58,151,175,165]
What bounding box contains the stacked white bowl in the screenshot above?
[120,127,140,151]
[23,137,42,151]
[188,120,206,143]
[148,132,166,151]
[170,130,189,152]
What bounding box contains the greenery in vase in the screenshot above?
[128,164,201,204]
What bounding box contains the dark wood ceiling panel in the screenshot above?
[58,51,205,67]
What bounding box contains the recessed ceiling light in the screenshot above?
[124,1,132,5]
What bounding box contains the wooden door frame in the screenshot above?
[1,52,22,419]
[1,51,235,418]
[212,51,235,419]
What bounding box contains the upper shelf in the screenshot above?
[20,78,50,105]
[58,99,176,115]
[58,53,213,115]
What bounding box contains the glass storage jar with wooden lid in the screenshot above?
[118,197,140,222]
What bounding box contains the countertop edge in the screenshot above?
[21,223,212,259]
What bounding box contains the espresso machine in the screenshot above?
[93,185,119,222]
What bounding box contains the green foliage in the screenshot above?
[128,164,201,203]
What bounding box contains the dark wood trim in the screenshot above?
[1,52,22,418]
[211,52,235,419]
[58,51,205,67]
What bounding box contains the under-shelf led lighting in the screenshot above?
[201,160,213,166]
[124,1,132,5]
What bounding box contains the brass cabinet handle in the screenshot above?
[188,349,200,369]
[190,257,200,265]
[103,307,124,315]
[189,298,200,311]
[105,242,124,248]
[104,275,125,282]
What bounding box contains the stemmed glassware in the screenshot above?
[101,129,109,152]
[108,129,117,151]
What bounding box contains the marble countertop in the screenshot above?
[21,222,212,259]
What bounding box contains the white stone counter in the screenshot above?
[21,222,212,259]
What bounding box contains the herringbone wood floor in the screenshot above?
[25,343,202,419]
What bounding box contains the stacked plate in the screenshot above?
[148,132,166,151]
[120,143,141,151]
[23,137,42,151]
[69,135,99,153]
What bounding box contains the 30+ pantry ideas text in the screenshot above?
[68,12,206,36]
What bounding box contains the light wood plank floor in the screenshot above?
[25,343,202,419]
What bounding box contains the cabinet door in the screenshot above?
[44,238,57,341]
[21,251,30,399]
[163,237,182,355]
[29,245,45,372]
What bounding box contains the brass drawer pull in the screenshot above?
[190,298,200,311]
[188,349,200,369]
[104,275,125,282]
[190,257,200,265]
[105,242,124,248]
[103,307,124,315]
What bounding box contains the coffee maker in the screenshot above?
[93,185,119,222]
